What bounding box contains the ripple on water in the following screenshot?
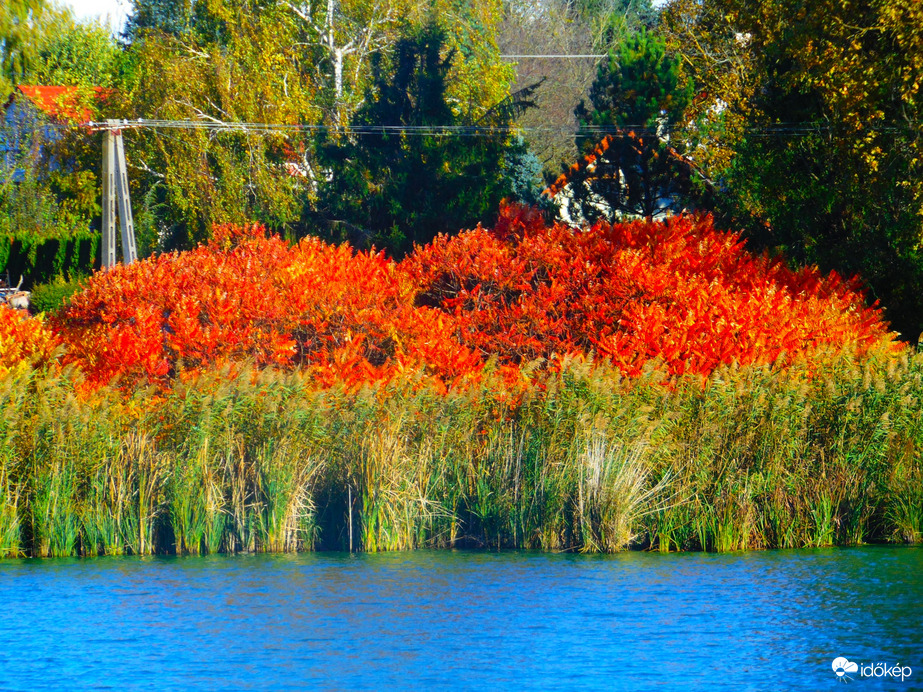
[0,547,921,690]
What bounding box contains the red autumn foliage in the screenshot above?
[0,305,57,375]
[51,208,896,389]
[406,206,895,378]
[56,224,480,388]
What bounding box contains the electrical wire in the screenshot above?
[3,119,922,138]
[499,54,607,58]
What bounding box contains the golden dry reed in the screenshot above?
[1,349,921,557]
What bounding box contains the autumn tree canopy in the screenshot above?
[663,0,923,338]
[310,25,534,257]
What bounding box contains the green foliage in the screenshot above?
[664,0,923,339]
[0,163,101,287]
[574,0,659,32]
[502,135,545,206]
[1,0,48,92]
[32,19,121,87]
[0,105,100,284]
[118,0,320,247]
[578,29,690,130]
[565,29,698,222]
[0,232,97,289]
[116,0,517,250]
[722,128,923,337]
[0,7,117,284]
[311,24,525,256]
[0,166,86,243]
[30,275,84,314]
[125,0,195,39]
[3,2,120,94]
[428,0,515,123]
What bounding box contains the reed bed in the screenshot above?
[1,350,922,557]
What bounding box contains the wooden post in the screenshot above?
[101,128,117,268]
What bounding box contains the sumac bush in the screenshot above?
[0,305,57,376]
[50,208,896,389]
[408,206,895,377]
[55,224,480,388]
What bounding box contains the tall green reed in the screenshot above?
[1,349,923,557]
[0,461,22,557]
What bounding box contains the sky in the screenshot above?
[59,0,132,32]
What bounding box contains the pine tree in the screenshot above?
[564,29,697,222]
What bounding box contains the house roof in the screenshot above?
[6,85,111,124]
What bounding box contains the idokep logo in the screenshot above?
[831,657,913,683]
[832,658,859,681]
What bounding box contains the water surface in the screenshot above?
[1,547,921,690]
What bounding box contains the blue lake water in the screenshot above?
[1,547,921,690]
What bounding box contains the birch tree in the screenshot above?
[282,0,405,126]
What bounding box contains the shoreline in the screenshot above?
[7,540,923,561]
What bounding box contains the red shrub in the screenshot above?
[55,225,479,388]
[53,210,897,389]
[405,206,896,378]
[0,306,57,375]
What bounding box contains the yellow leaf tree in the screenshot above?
[664,0,923,338]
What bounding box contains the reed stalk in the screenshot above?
[0,466,22,557]
[575,434,656,552]
[255,436,321,552]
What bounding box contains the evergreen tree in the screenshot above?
[310,24,532,257]
[564,29,697,222]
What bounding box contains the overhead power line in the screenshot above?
[4,118,921,139]
[499,54,606,58]
[80,118,923,136]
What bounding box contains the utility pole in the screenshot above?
[101,119,138,267]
